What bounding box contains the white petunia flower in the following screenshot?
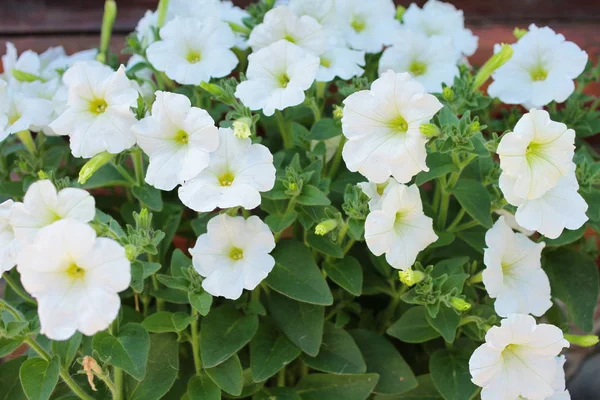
[288,0,339,29]
[235,40,319,117]
[500,169,588,239]
[546,356,570,400]
[0,83,54,142]
[497,109,575,200]
[317,46,365,82]
[0,200,19,273]
[126,54,154,102]
[488,25,588,108]
[492,209,534,236]
[341,71,443,183]
[10,180,95,244]
[358,178,399,211]
[219,0,251,49]
[248,6,326,56]
[337,0,401,53]
[482,216,550,317]
[17,219,130,340]
[402,0,478,58]
[189,214,275,300]
[179,127,275,212]
[379,30,459,93]
[469,314,569,400]
[146,16,238,86]
[364,183,437,270]
[132,91,219,191]
[135,10,160,48]
[49,61,138,158]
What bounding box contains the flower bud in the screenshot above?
[37,171,50,180]
[419,123,441,137]
[513,27,527,40]
[82,356,102,391]
[333,105,344,120]
[78,152,114,184]
[98,0,117,64]
[315,219,338,236]
[232,117,252,139]
[469,120,481,134]
[395,5,406,21]
[12,69,44,83]
[125,244,137,261]
[450,297,472,311]
[200,82,225,97]
[442,86,455,101]
[399,268,425,287]
[157,0,170,28]
[564,334,599,347]
[473,44,514,90]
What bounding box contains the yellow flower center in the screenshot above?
[389,114,409,134]
[229,247,244,261]
[394,211,408,231]
[174,129,189,145]
[409,60,427,76]
[376,182,388,196]
[278,73,291,88]
[525,141,546,165]
[320,58,332,68]
[284,34,296,44]
[66,263,85,279]
[89,99,108,115]
[218,171,235,187]
[530,65,548,81]
[351,16,366,33]
[186,50,202,64]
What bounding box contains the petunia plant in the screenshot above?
[1,0,600,399]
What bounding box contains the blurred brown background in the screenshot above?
[0,0,599,65]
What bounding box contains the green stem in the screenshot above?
[149,254,165,311]
[25,338,95,400]
[327,136,347,180]
[275,110,292,149]
[437,188,450,230]
[447,208,466,231]
[190,309,202,376]
[16,130,36,154]
[308,99,321,122]
[277,367,286,386]
[113,367,123,400]
[450,219,479,232]
[3,272,37,306]
[379,295,402,334]
[131,149,145,186]
[112,162,137,186]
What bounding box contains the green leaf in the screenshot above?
[189,291,213,316]
[130,261,161,293]
[0,357,26,400]
[19,356,60,400]
[451,179,493,228]
[429,349,477,400]
[323,256,363,296]
[266,291,325,357]
[254,387,301,400]
[302,324,366,374]
[544,225,586,246]
[307,119,342,140]
[0,338,22,358]
[200,305,259,368]
[307,231,344,258]
[347,218,364,241]
[544,249,599,332]
[265,210,298,234]
[266,240,333,305]
[375,374,442,400]
[51,332,82,369]
[296,185,331,206]
[187,374,221,400]
[456,226,486,254]
[205,355,243,396]
[92,323,150,380]
[426,306,460,343]
[132,185,163,211]
[156,274,189,291]
[170,249,192,278]
[351,329,417,395]
[250,319,301,382]
[296,373,379,400]
[81,164,130,189]
[129,333,179,400]
[415,153,459,185]
[142,311,195,333]
[387,307,441,343]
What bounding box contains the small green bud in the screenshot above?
[232,117,252,139]
[200,82,225,97]
[333,105,344,120]
[564,334,599,347]
[156,0,170,28]
[419,123,441,137]
[228,21,251,35]
[98,0,117,64]
[78,152,114,184]
[399,268,426,287]
[513,27,528,40]
[395,5,406,21]
[315,219,338,236]
[470,120,481,134]
[442,86,455,101]
[37,171,50,180]
[450,297,472,312]
[473,44,514,90]
[468,271,483,284]
[135,208,153,231]
[125,244,137,261]
[12,69,44,83]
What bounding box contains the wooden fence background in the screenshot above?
[0,0,599,66]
